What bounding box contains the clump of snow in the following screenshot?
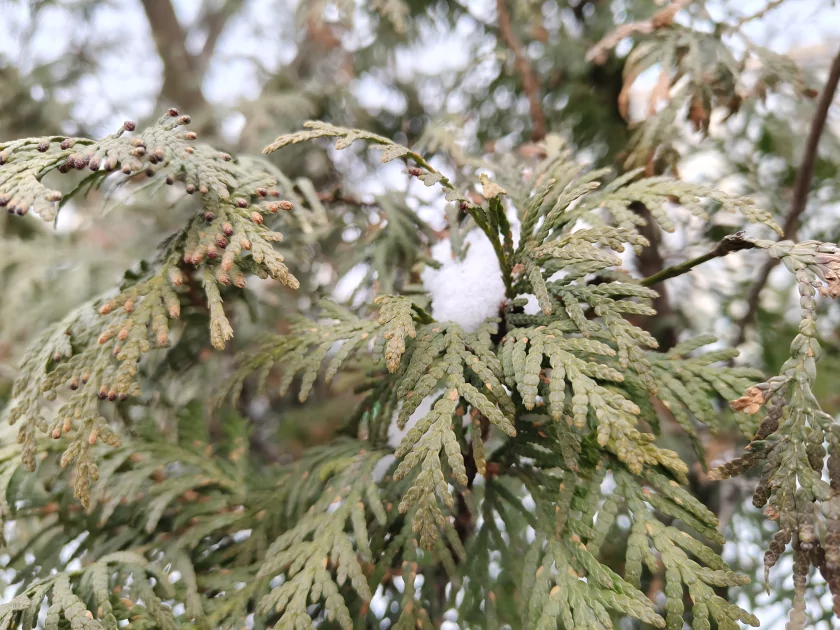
[520,293,541,315]
[421,230,507,332]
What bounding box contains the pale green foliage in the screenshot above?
[3,112,311,507]
[649,334,765,445]
[526,534,664,629]
[221,124,784,627]
[0,553,179,630]
[257,448,386,629]
[375,294,417,372]
[2,100,840,628]
[711,239,840,624]
[216,298,421,406]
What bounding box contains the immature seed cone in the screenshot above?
[169,268,184,287]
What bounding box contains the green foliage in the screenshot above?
[711,239,840,626]
[257,447,386,629]
[206,124,818,627]
[649,334,765,444]
[2,112,315,507]
[2,3,840,627]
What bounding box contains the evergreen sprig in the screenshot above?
[5,106,840,628]
[711,239,840,627]
[3,112,314,502]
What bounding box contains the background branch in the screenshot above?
[586,0,694,64]
[141,0,218,136]
[196,0,244,76]
[734,45,840,346]
[496,0,547,141]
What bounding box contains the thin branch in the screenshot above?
[734,45,840,345]
[788,54,840,238]
[196,0,244,76]
[641,232,755,287]
[730,0,787,31]
[140,0,216,136]
[586,0,694,64]
[496,0,547,142]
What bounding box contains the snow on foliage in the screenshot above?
[421,230,507,332]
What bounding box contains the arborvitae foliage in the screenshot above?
[3,95,840,629]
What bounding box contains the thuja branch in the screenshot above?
[640,232,755,287]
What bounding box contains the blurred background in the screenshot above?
[2,0,840,627]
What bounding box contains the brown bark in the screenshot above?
[140,0,221,136]
[496,0,547,142]
[631,201,679,350]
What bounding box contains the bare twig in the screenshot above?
[196,0,244,76]
[788,55,840,237]
[140,0,225,136]
[730,0,787,31]
[586,0,694,64]
[641,232,755,287]
[496,0,547,141]
[734,46,840,345]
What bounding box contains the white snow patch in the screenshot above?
[519,293,541,314]
[421,230,507,332]
[372,454,395,481]
[388,390,442,448]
